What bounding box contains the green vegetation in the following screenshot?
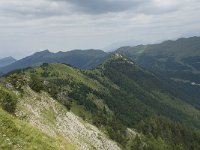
[117,37,200,84]
[0,83,76,149]
[6,73,27,92]
[0,86,17,114]
[14,54,199,149]
[29,75,44,92]
[137,116,200,150]
[0,108,75,150]
[1,51,200,149]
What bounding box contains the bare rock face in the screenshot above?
[16,87,121,150]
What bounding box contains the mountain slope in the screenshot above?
[117,36,200,83]
[0,81,120,150]
[0,85,76,150]
[0,49,108,74]
[1,54,200,149]
[0,56,16,68]
[11,54,200,149]
[96,54,200,128]
[0,108,76,150]
[16,87,120,150]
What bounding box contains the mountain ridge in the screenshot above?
[0,49,108,74]
[116,36,200,83]
[1,36,200,78]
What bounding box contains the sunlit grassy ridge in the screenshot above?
[26,63,107,92]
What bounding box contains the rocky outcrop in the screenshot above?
[16,87,120,150]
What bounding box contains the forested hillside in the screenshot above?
[1,53,200,149]
[117,36,200,84]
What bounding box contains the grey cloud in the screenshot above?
[0,0,193,20]
[0,0,200,58]
[64,0,144,14]
[0,0,70,19]
[53,0,185,15]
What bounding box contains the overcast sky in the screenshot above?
[0,0,200,59]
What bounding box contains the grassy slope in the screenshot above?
[0,77,120,150]
[0,84,75,150]
[28,63,106,91]
[0,108,75,150]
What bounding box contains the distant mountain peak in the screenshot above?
[34,49,51,54]
[8,56,15,59]
[0,56,16,61]
[0,49,108,74]
[42,49,50,52]
[0,56,16,68]
[32,49,53,58]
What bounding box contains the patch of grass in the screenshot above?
[70,101,93,122]
[42,108,57,125]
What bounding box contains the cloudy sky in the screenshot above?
[0,0,200,59]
